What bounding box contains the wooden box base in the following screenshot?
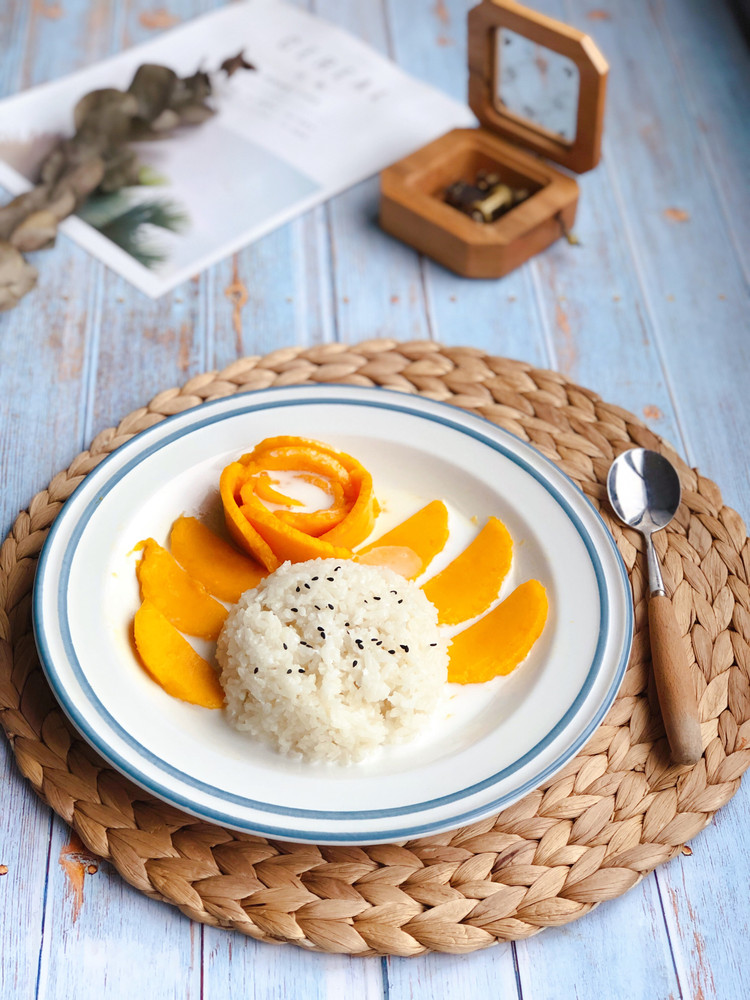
[380,128,579,279]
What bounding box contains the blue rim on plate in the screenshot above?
[33,385,633,843]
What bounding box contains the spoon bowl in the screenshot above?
[607,449,681,537]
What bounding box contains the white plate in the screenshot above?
[33,385,632,844]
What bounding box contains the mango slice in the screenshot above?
[135,538,228,640]
[253,473,304,507]
[447,579,548,684]
[133,600,224,708]
[220,437,379,569]
[355,545,423,578]
[422,516,513,625]
[221,463,281,571]
[170,515,266,604]
[356,500,449,580]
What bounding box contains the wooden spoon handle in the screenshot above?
[648,593,703,765]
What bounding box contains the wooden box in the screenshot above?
[379,0,608,279]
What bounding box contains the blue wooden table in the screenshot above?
[2,1,749,997]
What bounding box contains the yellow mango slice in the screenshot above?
[220,462,280,572]
[357,500,449,580]
[422,516,513,625]
[355,545,423,578]
[253,473,303,507]
[170,515,266,604]
[133,600,224,709]
[135,538,228,640]
[238,499,353,565]
[448,580,548,684]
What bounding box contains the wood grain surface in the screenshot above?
[1,1,748,998]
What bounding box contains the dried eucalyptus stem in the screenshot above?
[0,52,254,311]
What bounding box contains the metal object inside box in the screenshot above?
[444,169,530,224]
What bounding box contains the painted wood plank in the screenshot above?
[656,796,750,1000]
[0,0,32,100]
[36,815,200,1000]
[526,136,683,450]
[0,237,100,540]
[15,0,118,91]
[84,267,209,436]
[421,260,550,365]
[1,5,126,1000]
[11,5,204,999]
[203,931,384,1000]
[386,945,521,1000]
[209,222,324,370]
[0,746,52,1000]
[654,0,750,279]
[311,0,432,345]
[516,877,682,1000]
[563,0,750,523]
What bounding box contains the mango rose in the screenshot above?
[220,436,380,571]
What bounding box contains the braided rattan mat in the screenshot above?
[2,341,750,955]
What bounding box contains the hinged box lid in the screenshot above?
[468,0,608,173]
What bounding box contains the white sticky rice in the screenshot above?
[216,558,448,763]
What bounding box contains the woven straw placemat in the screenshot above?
[2,340,749,956]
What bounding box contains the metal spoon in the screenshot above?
[607,448,702,765]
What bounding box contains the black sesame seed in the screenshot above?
[345,622,350,627]
[376,641,383,647]
[283,643,288,650]
[363,599,368,603]
[388,649,396,655]
[314,605,321,610]
[287,669,292,674]
[355,639,364,649]
[430,642,437,647]
[304,583,311,589]
[373,596,381,601]
[334,566,341,571]
[317,626,325,632]
[397,599,403,604]
[312,576,319,581]
[253,667,259,674]
[353,659,358,666]
[326,576,334,582]
[400,644,409,652]
[390,590,398,595]
[298,668,305,674]
[370,637,378,642]
[295,587,300,592]
[291,607,298,613]
[328,604,334,610]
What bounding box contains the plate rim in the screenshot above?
[33,384,633,843]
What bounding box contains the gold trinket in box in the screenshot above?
[379,0,608,278]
